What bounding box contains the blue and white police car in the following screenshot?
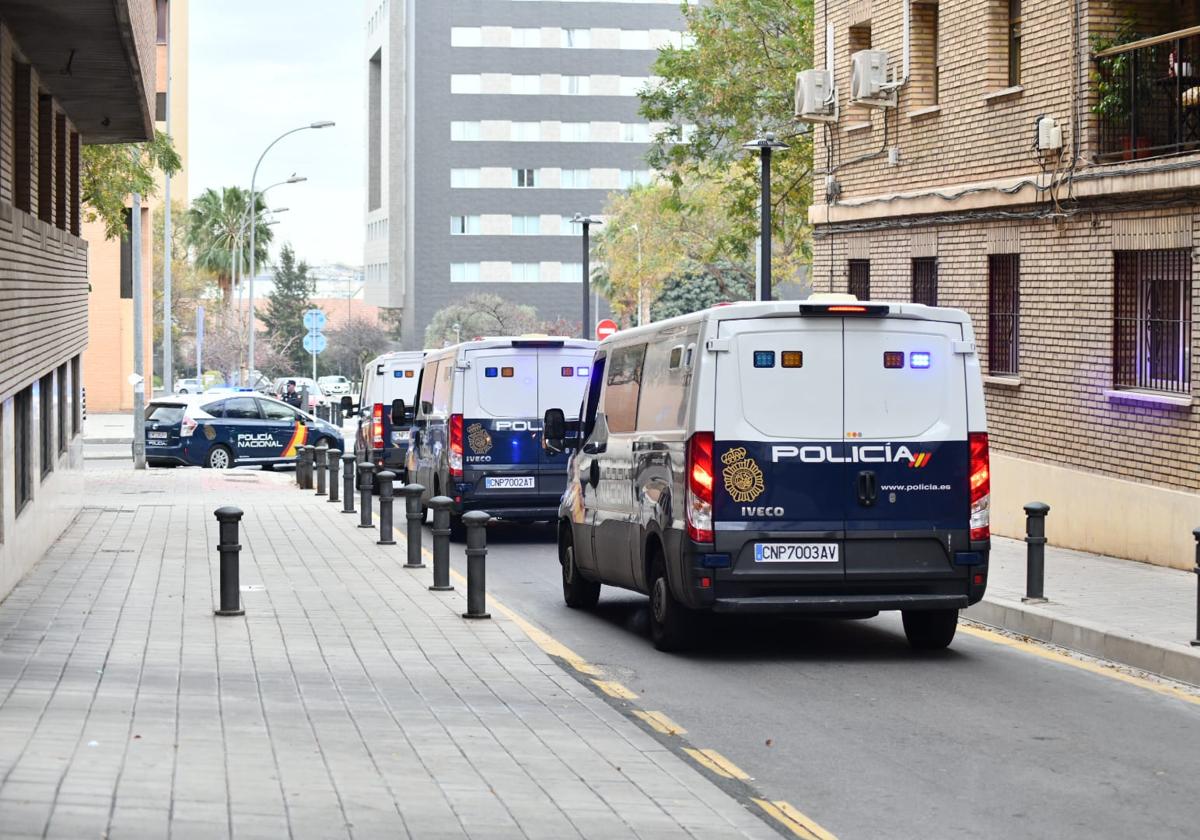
[144,392,344,469]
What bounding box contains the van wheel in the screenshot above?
[902,609,959,651]
[560,529,600,609]
[649,557,692,652]
[205,445,233,470]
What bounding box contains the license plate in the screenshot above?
[754,543,839,563]
[484,476,535,490]
[149,431,168,440]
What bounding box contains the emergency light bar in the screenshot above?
[511,339,566,348]
[799,303,890,317]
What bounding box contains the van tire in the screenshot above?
[649,557,692,652]
[560,530,600,609]
[902,609,959,650]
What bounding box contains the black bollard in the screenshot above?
[301,446,314,490]
[295,445,307,488]
[314,444,328,496]
[213,506,245,616]
[327,449,342,503]
[1192,529,1200,647]
[377,471,396,545]
[341,453,356,514]
[357,462,376,529]
[430,497,453,587]
[1023,502,1050,604]
[402,483,428,571]
[461,510,492,619]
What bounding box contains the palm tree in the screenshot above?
[185,186,273,301]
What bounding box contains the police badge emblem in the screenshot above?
[203,424,217,441]
[467,422,492,455]
[721,446,765,503]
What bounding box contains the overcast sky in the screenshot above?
[188,0,364,267]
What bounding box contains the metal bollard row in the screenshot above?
[402,484,428,572]
[461,511,492,619]
[327,449,341,503]
[213,506,245,617]
[377,471,396,545]
[430,497,453,587]
[1022,502,1049,604]
[341,453,356,514]
[314,445,328,496]
[357,462,376,529]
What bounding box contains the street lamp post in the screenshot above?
[246,122,333,383]
[743,133,789,302]
[572,213,601,339]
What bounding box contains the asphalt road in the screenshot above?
[443,520,1200,840]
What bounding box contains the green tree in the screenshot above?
[260,244,314,372]
[650,261,754,321]
[639,0,814,274]
[424,294,539,347]
[185,186,273,301]
[80,130,181,240]
[325,316,393,377]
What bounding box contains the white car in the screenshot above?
[174,377,202,394]
[318,375,351,397]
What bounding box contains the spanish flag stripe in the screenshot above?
[283,423,307,458]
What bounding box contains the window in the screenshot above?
[419,360,439,412]
[57,364,68,454]
[119,209,134,299]
[450,74,481,93]
[560,262,583,282]
[511,28,541,48]
[37,96,53,224]
[39,374,53,476]
[619,76,648,96]
[620,30,651,50]
[1008,0,1022,86]
[988,255,1020,376]
[450,121,480,141]
[637,334,696,431]
[559,216,577,235]
[603,344,646,433]
[581,355,607,439]
[1114,249,1192,394]
[512,263,541,282]
[71,356,81,434]
[223,397,262,419]
[55,114,67,229]
[848,259,870,300]
[911,257,938,306]
[513,168,537,187]
[910,2,939,107]
[512,215,540,235]
[156,0,168,43]
[260,400,298,422]
[620,170,652,188]
[561,122,591,142]
[70,133,81,235]
[621,123,651,143]
[511,75,541,95]
[450,215,480,235]
[561,75,590,95]
[450,263,481,282]
[14,387,31,512]
[450,168,480,188]
[512,121,541,141]
[368,49,382,210]
[563,28,591,48]
[432,360,453,415]
[561,169,591,189]
[451,26,481,46]
[13,61,32,213]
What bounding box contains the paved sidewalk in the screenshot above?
[84,413,134,444]
[0,468,773,839]
[968,536,1200,686]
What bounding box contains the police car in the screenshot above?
[543,297,990,651]
[144,392,344,469]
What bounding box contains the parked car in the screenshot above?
[143,394,343,469]
[174,377,202,394]
[318,375,352,398]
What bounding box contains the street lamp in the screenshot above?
[571,213,602,340]
[743,132,789,302]
[247,123,333,381]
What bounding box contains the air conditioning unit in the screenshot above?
[850,49,897,107]
[794,69,836,122]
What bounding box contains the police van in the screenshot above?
[354,350,425,477]
[542,297,990,651]
[406,337,596,534]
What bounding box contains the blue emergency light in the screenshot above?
[753,351,775,368]
[910,352,932,369]
[485,367,498,378]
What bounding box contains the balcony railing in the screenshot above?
[1094,25,1200,162]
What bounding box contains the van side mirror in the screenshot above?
[543,408,566,453]
[391,398,406,426]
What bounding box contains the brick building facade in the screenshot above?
[810,1,1200,568]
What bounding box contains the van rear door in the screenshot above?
[842,318,969,579]
[535,348,594,479]
[466,349,543,495]
[713,317,846,581]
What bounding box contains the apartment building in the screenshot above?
[0,0,156,599]
[84,0,188,412]
[808,0,1200,568]
[365,0,694,348]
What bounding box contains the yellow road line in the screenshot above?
[753,799,838,840]
[958,624,1200,707]
[632,709,687,736]
[592,679,638,700]
[682,748,751,781]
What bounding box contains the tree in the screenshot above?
[424,294,539,347]
[260,244,315,373]
[325,317,393,377]
[201,305,287,385]
[80,130,181,240]
[639,0,814,276]
[152,198,220,378]
[651,261,754,321]
[185,186,274,301]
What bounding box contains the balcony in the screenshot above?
[1094,25,1200,163]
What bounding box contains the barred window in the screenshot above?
[1114,249,1192,394]
[848,259,870,300]
[912,257,938,306]
[988,255,1019,375]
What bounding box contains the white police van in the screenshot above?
[354,350,424,479]
[543,297,990,651]
[406,337,596,535]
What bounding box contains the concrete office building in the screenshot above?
[364,0,696,348]
[0,0,156,600]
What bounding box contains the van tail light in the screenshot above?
[449,413,464,478]
[372,403,385,448]
[686,432,715,543]
[969,432,990,541]
[180,415,197,437]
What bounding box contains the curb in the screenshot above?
[966,596,1200,688]
[84,438,133,445]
